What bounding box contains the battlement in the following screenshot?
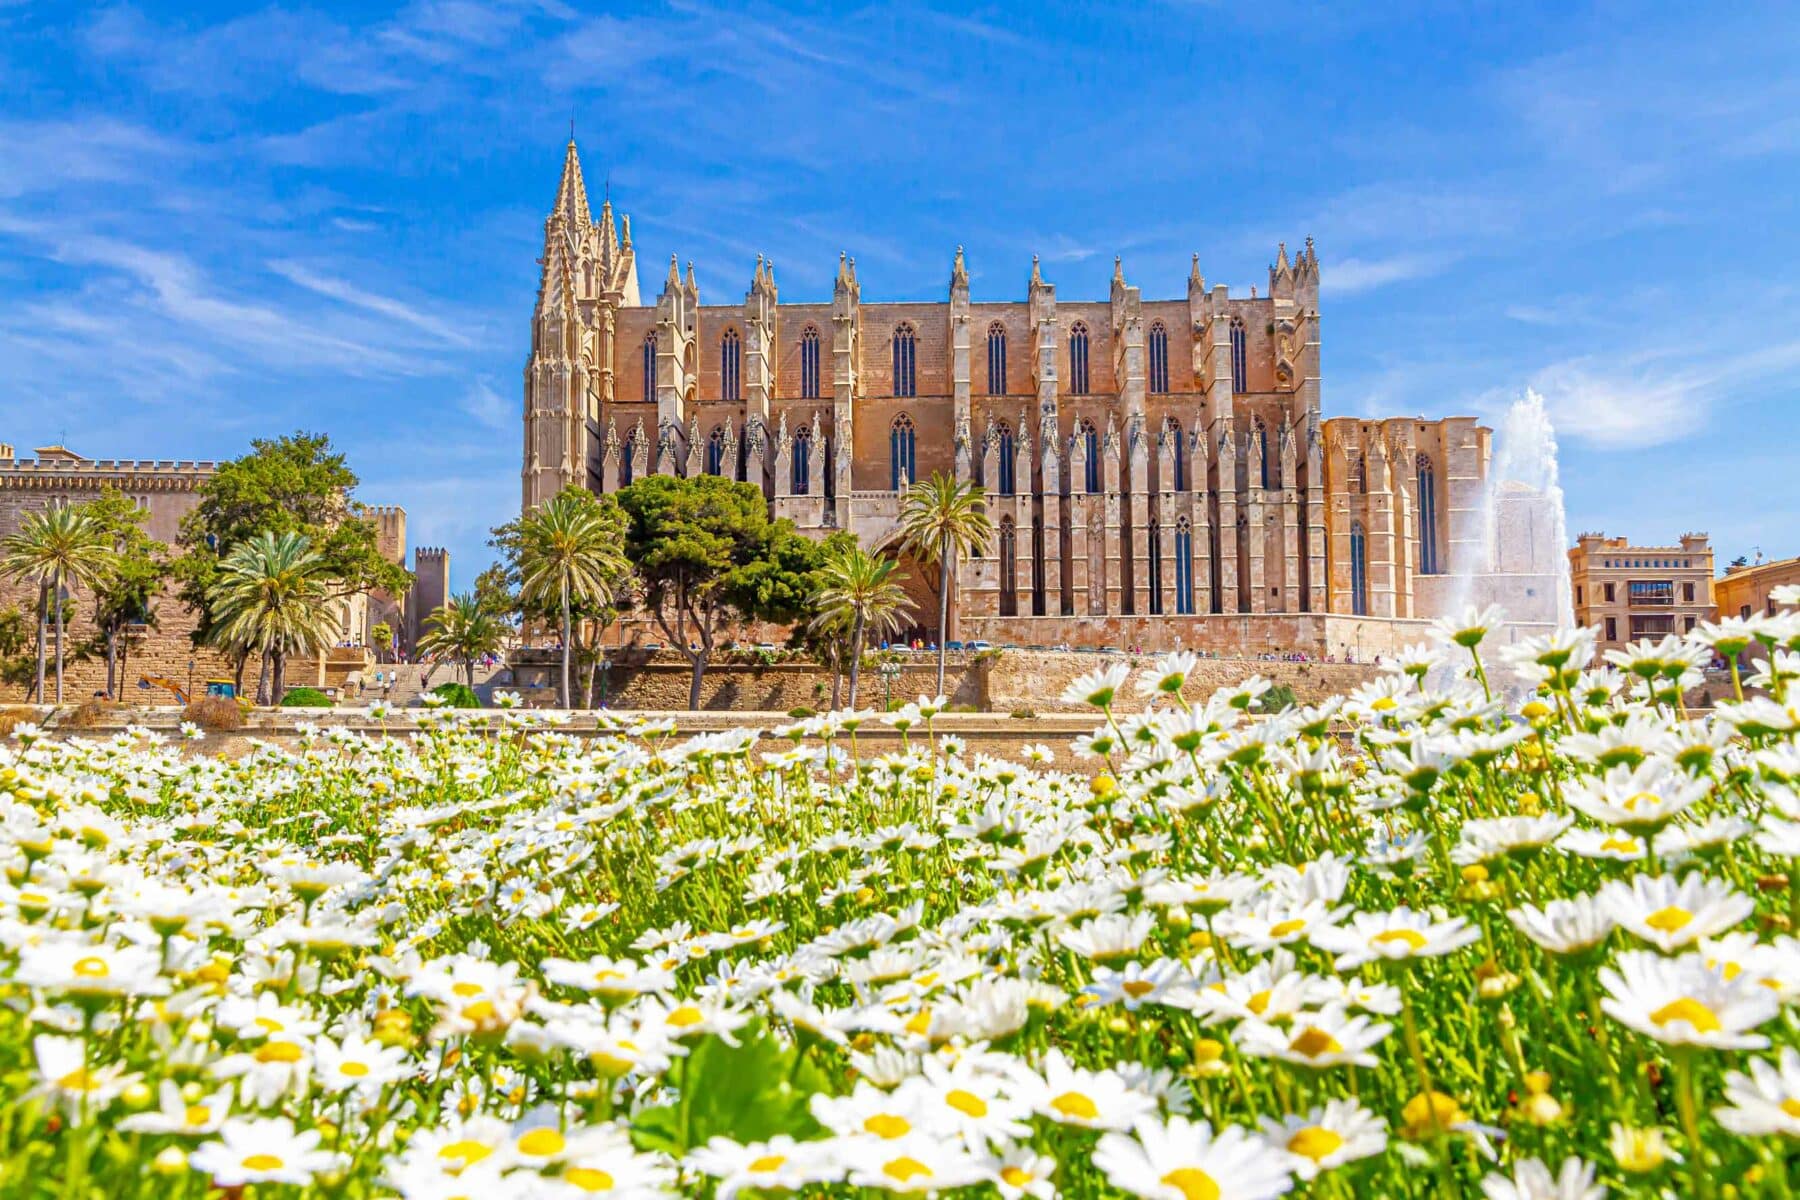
[415,546,449,560]
[366,504,407,519]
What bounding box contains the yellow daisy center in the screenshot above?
[339,1060,370,1077]
[1287,1126,1345,1162]
[72,956,110,978]
[946,1089,988,1117]
[438,1140,494,1166]
[883,1157,933,1183]
[1050,1091,1098,1121]
[1289,1026,1344,1058]
[863,1113,912,1139]
[1371,929,1427,951]
[1268,919,1307,938]
[1781,1099,1800,1120]
[1122,981,1155,999]
[185,1105,211,1126]
[241,1154,284,1172]
[451,981,484,998]
[517,1128,565,1157]
[1650,996,1722,1033]
[255,1041,304,1064]
[1600,836,1640,854]
[1645,907,1693,933]
[666,1006,704,1028]
[1001,1166,1033,1187]
[1246,989,1273,1015]
[564,1167,615,1192]
[1160,1166,1221,1200]
[748,1155,787,1173]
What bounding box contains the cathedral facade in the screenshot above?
[523,141,1506,654]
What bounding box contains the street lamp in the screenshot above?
[878,660,902,711]
[599,657,611,708]
[186,657,195,704]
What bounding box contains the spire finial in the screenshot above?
[1030,254,1043,287]
[1112,255,1124,283]
[951,244,968,288]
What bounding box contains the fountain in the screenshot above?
[1443,389,1574,644]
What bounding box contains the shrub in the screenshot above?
[1256,682,1298,713]
[0,706,35,738]
[1009,707,1037,719]
[183,695,243,731]
[430,682,481,709]
[280,687,333,708]
[786,706,815,719]
[66,699,120,729]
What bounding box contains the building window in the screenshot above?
[1350,451,1366,494]
[1629,580,1674,607]
[1255,418,1271,489]
[1230,319,1247,393]
[1350,521,1369,616]
[994,421,1015,495]
[1684,614,1697,632]
[1682,581,1696,603]
[892,324,917,398]
[987,323,1007,395]
[1630,614,1676,639]
[1147,519,1163,615]
[998,516,1017,616]
[705,425,727,476]
[621,433,636,486]
[1166,417,1186,491]
[791,425,811,494]
[1417,452,1440,575]
[1148,322,1169,394]
[720,329,741,401]
[800,327,821,399]
[890,413,916,489]
[1079,418,1100,494]
[1174,516,1195,614]
[642,334,657,402]
[1605,617,1618,641]
[1575,584,1583,607]
[1604,582,1616,603]
[1069,322,1090,395]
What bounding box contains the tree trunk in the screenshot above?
[847,614,866,707]
[464,658,475,689]
[688,650,705,710]
[935,533,953,698]
[271,649,285,704]
[256,651,271,706]
[586,651,601,709]
[105,626,117,699]
[559,590,573,709]
[830,647,843,711]
[52,567,64,703]
[31,578,47,703]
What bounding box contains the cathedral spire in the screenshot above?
[552,139,592,228]
[951,245,968,289]
[665,253,680,292]
[1030,254,1043,287]
[1189,254,1203,289]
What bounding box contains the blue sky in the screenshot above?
[2,1,1796,585]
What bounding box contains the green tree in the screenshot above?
[419,593,508,689]
[496,487,630,708]
[173,432,411,652]
[206,532,340,704]
[897,472,993,697]
[615,474,818,709]
[0,505,115,702]
[369,621,394,662]
[809,542,913,708]
[79,488,167,699]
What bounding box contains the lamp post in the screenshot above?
[186,657,195,704]
[879,660,902,711]
[599,657,611,708]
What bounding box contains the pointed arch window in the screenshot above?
[1230,319,1248,393]
[1350,521,1369,615]
[1079,418,1100,494]
[890,413,916,489]
[1174,516,1195,614]
[892,324,917,398]
[705,425,727,477]
[1417,452,1441,574]
[987,323,1007,395]
[621,432,637,487]
[791,425,811,494]
[642,333,657,402]
[720,329,741,402]
[998,515,1018,617]
[1148,322,1170,394]
[1148,519,1164,615]
[800,326,821,399]
[1165,416,1186,491]
[1069,322,1091,395]
[1255,417,1271,489]
[994,421,1015,495]
[1350,450,1367,494]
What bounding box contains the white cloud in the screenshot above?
[459,378,511,431]
[269,259,474,347]
[1322,253,1442,296]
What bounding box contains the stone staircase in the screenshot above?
[365,661,513,708]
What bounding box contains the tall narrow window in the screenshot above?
[800,327,821,399]
[720,329,741,401]
[1069,322,1090,395]
[1147,519,1163,615]
[642,333,657,402]
[987,323,1007,395]
[1350,521,1369,614]
[621,433,636,487]
[1165,417,1185,491]
[1256,418,1271,490]
[1417,452,1440,575]
[1148,322,1170,394]
[890,413,916,489]
[792,426,811,495]
[1080,418,1100,494]
[1350,450,1367,494]
[995,421,1015,495]
[892,324,917,398]
[998,516,1017,616]
[1230,319,1247,393]
[1174,516,1195,614]
[705,425,727,477]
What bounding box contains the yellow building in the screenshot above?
[1568,532,1715,652]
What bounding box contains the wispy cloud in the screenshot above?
[1323,253,1443,296]
[268,260,475,348]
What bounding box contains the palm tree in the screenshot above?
[0,505,115,702]
[515,491,629,707]
[206,532,339,705]
[419,593,508,689]
[898,472,993,696]
[810,544,913,708]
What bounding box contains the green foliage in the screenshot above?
[1256,682,1298,713]
[628,1027,829,1155]
[420,593,509,684]
[430,681,481,709]
[786,706,814,719]
[279,686,334,708]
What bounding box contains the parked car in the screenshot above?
[968,640,992,651]
[946,640,965,651]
